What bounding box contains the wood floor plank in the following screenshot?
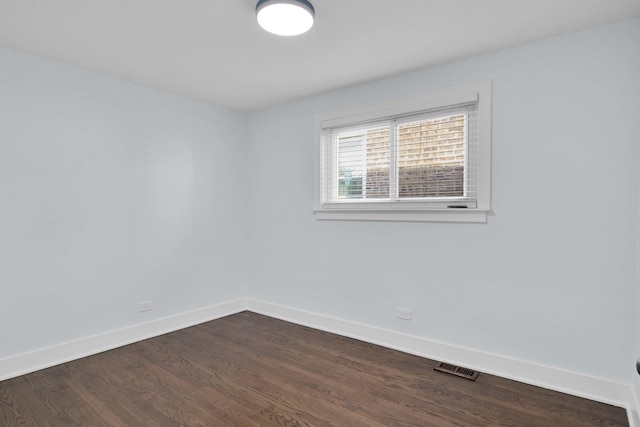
[0,311,629,426]
[204,324,476,426]
[207,316,526,426]
[156,327,383,426]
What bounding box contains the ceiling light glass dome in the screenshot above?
[256,0,315,36]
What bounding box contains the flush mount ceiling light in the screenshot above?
[256,0,315,36]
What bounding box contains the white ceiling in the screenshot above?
[1,0,639,111]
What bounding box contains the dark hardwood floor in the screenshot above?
[0,311,628,426]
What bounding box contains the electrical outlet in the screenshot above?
[138,301,153,312]
[396,308,412,320]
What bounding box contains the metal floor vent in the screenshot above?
[434,362,479,381]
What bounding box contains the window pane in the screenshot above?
[337,134,364,199]
[337,126,390,200]
[397,115,465,199]
[365,127,389,199]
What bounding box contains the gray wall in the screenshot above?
[635,150,640,406]
[0,47,249,358]
[246,18,640,383]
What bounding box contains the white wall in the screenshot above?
[246,18,640,384]
[1,16,639,410]
[0,48,248,359]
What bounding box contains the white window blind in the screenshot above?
[323,102,478,208]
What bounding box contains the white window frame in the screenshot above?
[313,80,492,223]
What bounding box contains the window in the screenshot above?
[314,81,491,222]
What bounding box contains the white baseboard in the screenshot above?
[246,298,631,409]
[1,296,633,423]
[629,408,639,427]
[629,385,640,427]
[0,298,247,382]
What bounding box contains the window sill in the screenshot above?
[313,208,488,223]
